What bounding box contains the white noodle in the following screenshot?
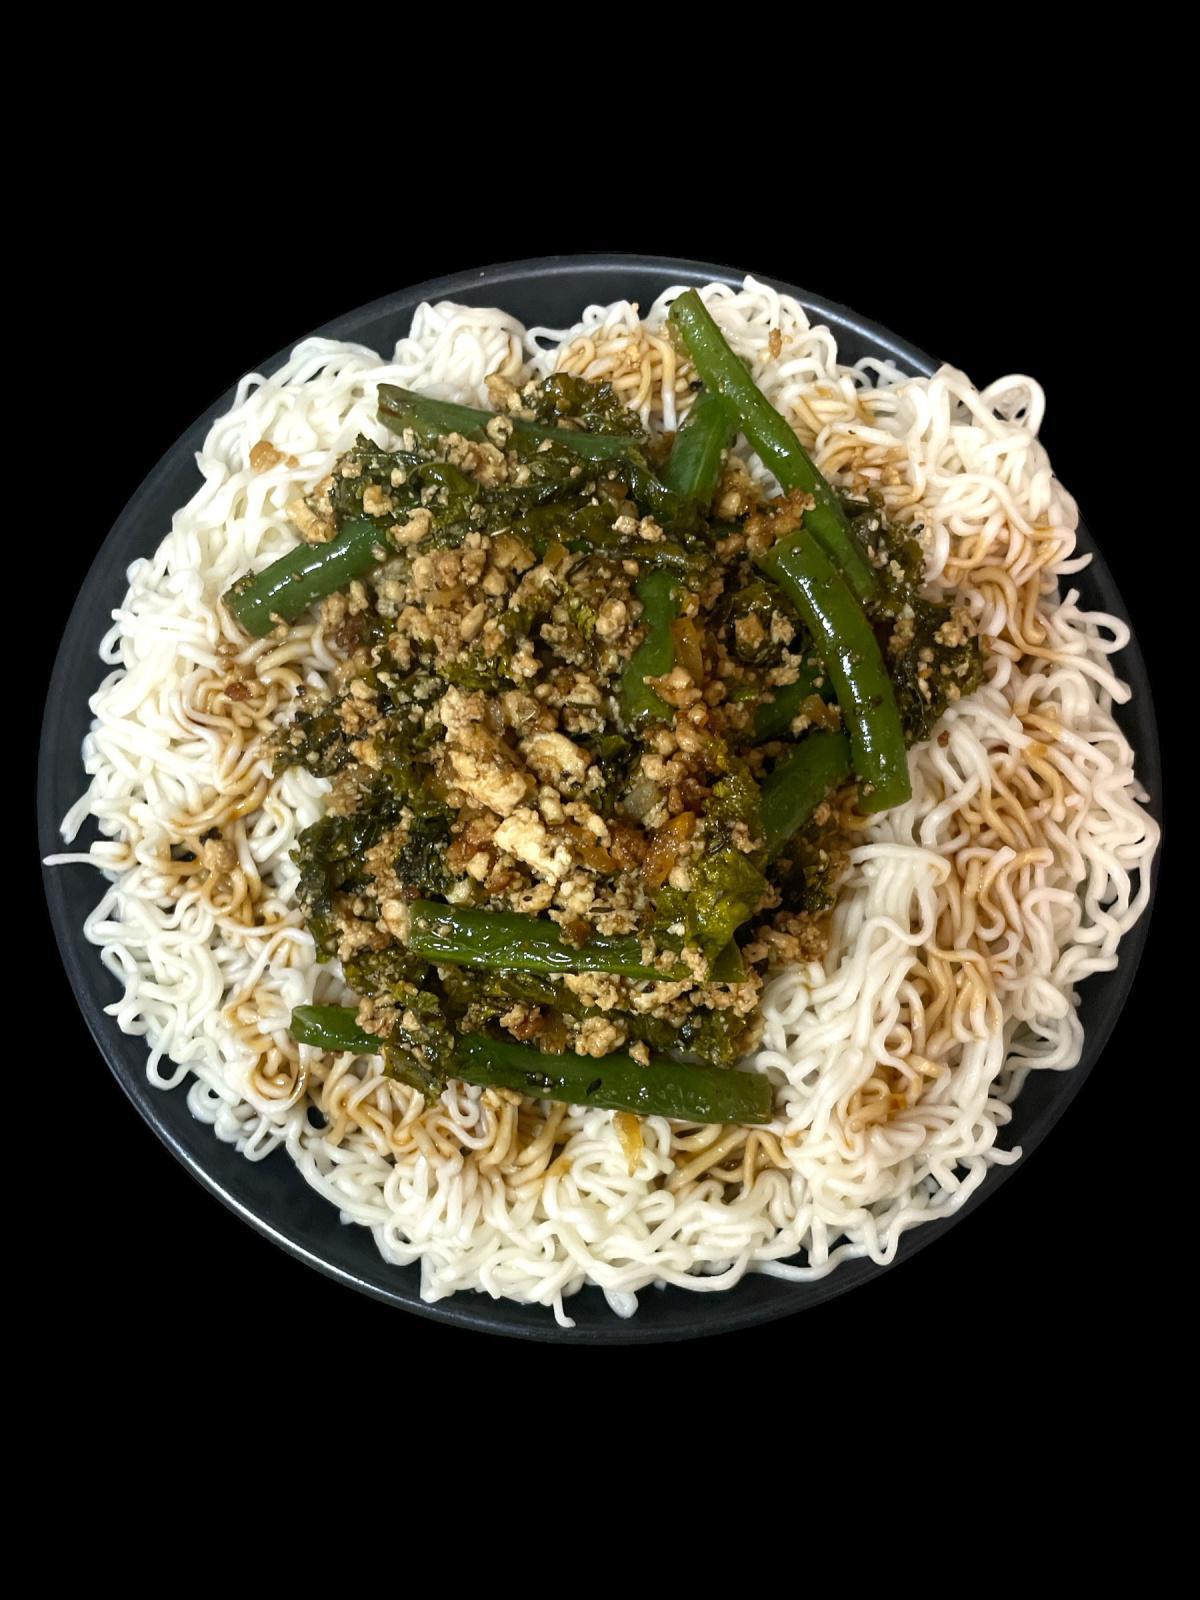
[48,278,1159,1326]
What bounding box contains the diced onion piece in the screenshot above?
[614,1112,644,1174]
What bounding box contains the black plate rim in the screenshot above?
[37,254,1163,1342]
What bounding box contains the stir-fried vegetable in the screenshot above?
[290,1006,771,1124]
[661,391,735,506]
[761,732,852,858]
[409,900,690,980]
[224,517,385,637]
[220,351,984,1120]
[757,535,910,812]
[666,288,909,808]
[439,964,751,1065]
[378,384,641,462]
[668,289,878,601]
[751,661,834,741]
[653,769,768,958]
[379,381,688,528]
[291,1004,378,1053]
[620,570,682,726]
[454,1034,773,1124]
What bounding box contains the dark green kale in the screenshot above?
[292,749,451,957]
[440,589,556,692]
[274,696,352,778]
[562,588,598,641]
[887,600,985,743]
[721,577,804,666]
[768,817,846,916]
[704,770,763,832]
[656,852,768,963]
[781,497,989,746]
[654,768,768,962]
[328,434,589,557]
[293,782,406,959]
[343,945,429,995]
[383,987,459,1098]
[580,734,635,818]
[855,505,986,744]
[393,805,453,898]
[328,440,478,536]
[326,438,421,525]
[274,669,441,779]
[522,374,647,441]
[628,1006,750,1067]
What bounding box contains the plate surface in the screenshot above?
[36,255,1162,1341]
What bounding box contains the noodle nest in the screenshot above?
[49,278,1159,1326]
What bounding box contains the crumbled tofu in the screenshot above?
[537,786,566,826]
[735,613,766,654]
[576,1016,627,1057]
[520,730,591,793]
[389,508,433,546]
[362,484,394,517]
[448,745,529,817]
[438,686,487,739]
[380,899,411,941]
[201,836,237,872]
[493,808,573,882]
[490,532,536,571]
[595,599,628,641]
[286,495,333,543]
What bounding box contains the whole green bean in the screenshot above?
[760,732,853,857]
[379,385,685,526]
[668,290,877,602]
[752,660,834,742]
[289,1007,771,1123]
[409,900,689,980]
[378,384,638,462]
[757,535,910,812]
[223,517,385,638]
[439,959,748,1064]
[620,569,680,726]
[661,391,735,506]
[454,1034,772,1124]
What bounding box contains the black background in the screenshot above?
[29,136,1174,1384]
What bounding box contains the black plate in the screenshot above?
[37,255,1162,1342]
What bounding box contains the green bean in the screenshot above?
[757,535,910,813]
[379,385,688,527]
[377,384,638,462]
[760,733,853,857]
[290,1006,770,1122]
[668,290,877,601]
[223,518,385,638]
[454,1034,772,1125]
[409,900,688,980]
[620,570,680,726]
[290,1004,378,1053]
[438,965,748,1066]
[752,661,834,742]
[661,391,735,506]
